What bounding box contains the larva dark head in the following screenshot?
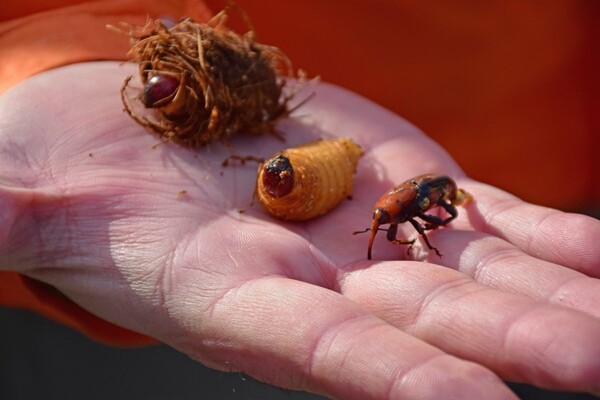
[142,75,180,108]
[262,155,295,198]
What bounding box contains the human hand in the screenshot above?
[1,62,599,399]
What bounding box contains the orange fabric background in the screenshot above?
[1,0,598,346]
[206,0,599,212]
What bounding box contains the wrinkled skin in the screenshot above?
[1,62,600,400]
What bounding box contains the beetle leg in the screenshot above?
[437,201,458,225]
[408,218,442,257]
[386,223,398,241]
[417,213,444,231]
[419,201,458,230]
[386,223,416,255]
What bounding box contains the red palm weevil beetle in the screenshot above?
[353,174,472,259]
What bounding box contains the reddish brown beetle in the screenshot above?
[353,174,472,259]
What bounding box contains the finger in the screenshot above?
[166,276,517,400]
[339,262,600,394]
[426,229,600,319]
[460,180,600,276]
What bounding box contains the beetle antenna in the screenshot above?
[352,227,389,235]
[353,225,389,260]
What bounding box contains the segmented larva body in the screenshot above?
[256,138,363,221]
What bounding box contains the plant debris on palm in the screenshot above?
[116,11,299,147]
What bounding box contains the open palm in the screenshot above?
[2,62,599,399]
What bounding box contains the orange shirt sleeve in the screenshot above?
[0,0,212,94]
[0,0,212,347]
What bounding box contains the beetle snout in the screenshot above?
[367,219,380,260]
[367,209,388,260]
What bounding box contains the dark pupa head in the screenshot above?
[142,74,180,108]
[262,155,295,197]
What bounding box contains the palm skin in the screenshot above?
[1,62,600,399]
